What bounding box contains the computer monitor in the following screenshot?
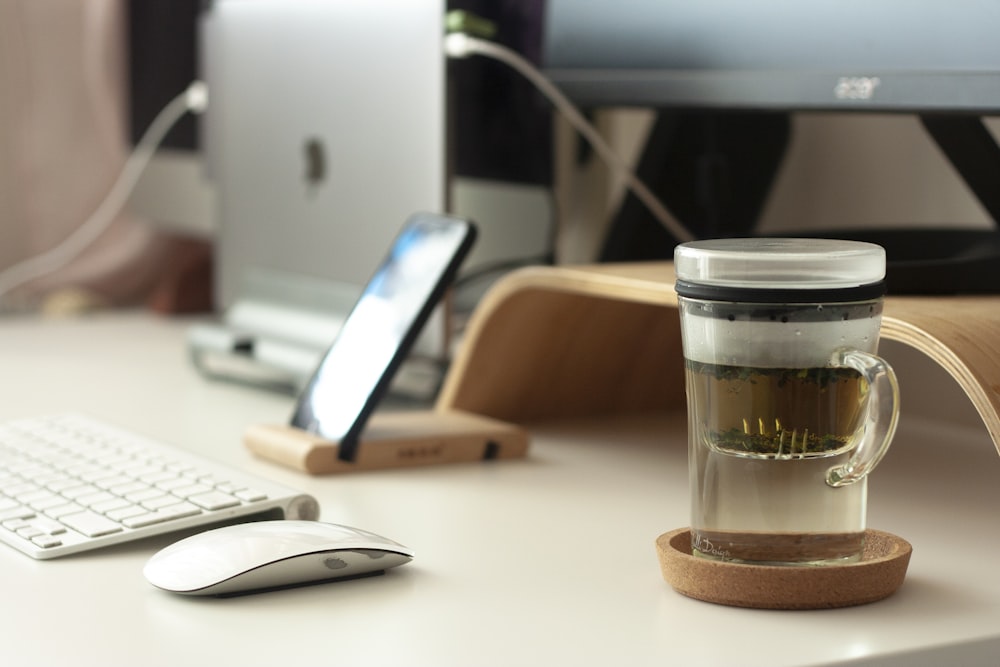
[540,0,1000,113]
[536,0,1000,292]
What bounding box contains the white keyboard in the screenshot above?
[0,414,319,559]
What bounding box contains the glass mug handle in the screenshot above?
[826,348,901,488]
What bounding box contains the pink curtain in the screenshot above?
[0,0,210,313]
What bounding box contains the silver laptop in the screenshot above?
[190,0,446,390]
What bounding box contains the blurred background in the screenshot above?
[1,0,996,318]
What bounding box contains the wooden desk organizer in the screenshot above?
[435,262,1000,454]
[245,410,529,474]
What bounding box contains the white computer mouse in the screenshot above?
[143,520,414,596]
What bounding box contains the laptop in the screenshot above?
[189,0,446,390]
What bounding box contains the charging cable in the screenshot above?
[444,32,695,245]
[0,80,209,310]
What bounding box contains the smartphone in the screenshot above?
[290,212,477,462]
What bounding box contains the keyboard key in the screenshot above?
[122,502,201,529]
[0,498,21,512]
[235,489,268,502]
[46,478,80,493]
[1,482,40,497]
[30,494,69,512]
[79,467,122,483]
[172,483,211,498]
[189,491,240,511]
[90,497,133,514]
[61,484,101,500]
[94,475,133,491]
[106,505,146,521]
[0,506,35,522]
[155,477,196,492]
[140,471,178,485]
[60,511,123,538]
[110,482,149,497]
[16,489,57,505]
[31,534,63,549]
[66,464,105,479]
[142,495,184,511]
[124,488,164,503]
[76,491,117,507]
[28,517,67,536]
[46,503,85,518]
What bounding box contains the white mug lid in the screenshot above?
[674,238,886,302]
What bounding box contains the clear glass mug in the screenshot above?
[674,238,900,565]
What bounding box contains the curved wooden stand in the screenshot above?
[436,262,1000,454]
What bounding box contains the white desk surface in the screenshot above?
[2,312,1000,667]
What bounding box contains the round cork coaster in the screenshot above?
[655,528,912,610]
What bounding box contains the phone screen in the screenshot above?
[290,213,476,461]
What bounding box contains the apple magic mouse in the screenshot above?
[143,520,414,596]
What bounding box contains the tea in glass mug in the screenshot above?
[674,238,900,565]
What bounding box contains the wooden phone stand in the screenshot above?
[244,409,529,474]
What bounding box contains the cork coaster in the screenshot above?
[656,528,912,610]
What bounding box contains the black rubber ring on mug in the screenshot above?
[674,279,888,304]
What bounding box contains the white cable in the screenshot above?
[0,80,209,308]
[444,32,695,244]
